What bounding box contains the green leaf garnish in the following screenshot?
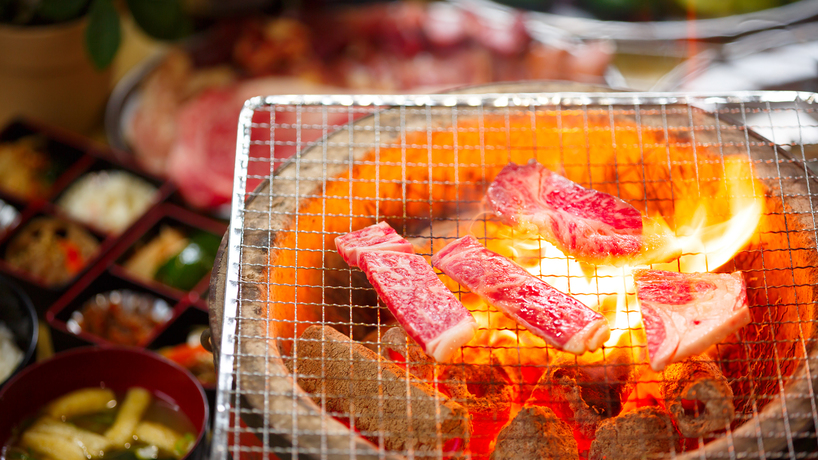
[85,0,121,69]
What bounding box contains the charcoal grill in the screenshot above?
[209,88,818,460]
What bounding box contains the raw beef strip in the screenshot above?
[486,159,643,264]
[334,221,415,268]
[359,251,477,362]
[432,235,610,355]
[634,269,750,371]
[336,222,476,362]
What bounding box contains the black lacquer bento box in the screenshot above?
[0,118,224,399]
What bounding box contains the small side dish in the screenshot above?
[57,170,159,235]
[67,290,173,347]
[5,217,99,287]
[123,227,220,291]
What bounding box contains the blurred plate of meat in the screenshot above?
[106,2,614,214]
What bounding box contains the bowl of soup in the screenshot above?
[0,347,208,460]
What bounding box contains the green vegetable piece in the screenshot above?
[154,232,218,291]
[189,231,221,253]
[67,408,117,434]
[175,432,196,456]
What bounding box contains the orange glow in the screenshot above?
[622,368,663,413]
[359,110,769,459]
[457,157,763,370]
[449,157,763,459]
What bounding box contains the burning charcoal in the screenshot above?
[290,326,470,454]
[584,345,640,389]
[491,406,578,460]
[476,326,539,388]
[441,357,517,417]
[527,358,626,439]
[432,235,610,355]
[634,269,749,371]
[620,363,660,413]
[589,406,680,460]
[380,326,435,382]
[440,357,517,454]
[660,357,735,438]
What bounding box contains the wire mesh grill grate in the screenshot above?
[212,91,818,460]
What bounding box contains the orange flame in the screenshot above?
[461,157,764,368]
[450,155,764,459]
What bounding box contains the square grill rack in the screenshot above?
[211,91,818,460]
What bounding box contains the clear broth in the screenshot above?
[2,388,198,460]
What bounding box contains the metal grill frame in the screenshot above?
[212,91,818,460]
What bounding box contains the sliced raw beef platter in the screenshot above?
[634,269,750,371]
[336,222,477,362]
